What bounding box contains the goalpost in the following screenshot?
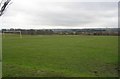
[2,31,22,38]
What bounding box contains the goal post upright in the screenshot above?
[20,31,22,38]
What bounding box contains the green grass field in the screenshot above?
[0,35,2,78]
[2,35,118,77]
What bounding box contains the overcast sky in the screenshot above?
[0,0,118,29]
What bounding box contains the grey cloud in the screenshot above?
[1,1,118,29]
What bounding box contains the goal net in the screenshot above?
[2,31,22,38]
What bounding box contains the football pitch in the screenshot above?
[2,35,118,77]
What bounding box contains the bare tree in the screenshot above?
[0,0,11,16]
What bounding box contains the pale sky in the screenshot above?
[0,0,119,29]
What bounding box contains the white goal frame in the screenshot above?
[2,31,22,38]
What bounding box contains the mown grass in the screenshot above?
[0,34,2,78]
[2,35,118,77]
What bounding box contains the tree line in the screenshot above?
[2,28,119,36]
